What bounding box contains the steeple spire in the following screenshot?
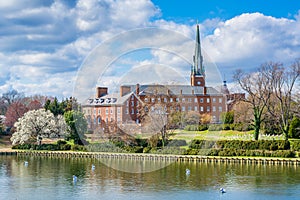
[192,24,204,76]
[190,23,206,87]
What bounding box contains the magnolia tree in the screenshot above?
[10,109,68,145]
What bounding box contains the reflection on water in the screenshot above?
[0,155,300,200]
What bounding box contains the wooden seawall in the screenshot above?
[1,150,300,166]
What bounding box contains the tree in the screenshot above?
[4,102,28,129]
[0,89,24,115]
[267,59,300,140]
[233,63,274,140]
[44,97,64,116]
[184,111,201,125]
[220,111,234,124]
[64,110,88,145]
[288,116,300,138]
[138,87,181,148]
[27,99,42,111]
[10,109,67,145]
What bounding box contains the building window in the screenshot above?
[212,98,216,103]
[182,98,185,102]
[131,108,134,114]
[200,106,204,112]
[170,98,173,102]
[164,98,168,103]
[219,98,223,103]
[131,101,134,106]
[188,98,192,102]
[111,118,113,122]
[207,106,210,112]
[106,118,108,123]
[158,98,161,103]
[213,106,216,112]
[200,98,203,103]
[98,117,101,124]
[93,109,96,114]
[117,107,121,114]
[194,98,197,103]
[182,106,185,111]
[126,108,129,114]
[145,98,148,102]
[117,117,121,122]
[110,108,113,114]
[188,106,192,111]
[194,106,198,111]
[207,98,210,103]
[98,109,101,114]
[176,98,179,102]
[151,98,155,103]
[131,95,134,100]
[219,106,222,112]
[105,108,108,115]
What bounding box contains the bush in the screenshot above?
[291,140,300,151]
[86,143,126,153]
[208,124,223,131]
[135,138,148,147]
[189,140,216,149]
[215,140,290,151]
[155,147,186,155]
[71,144,86,151]
[167,139,187,147]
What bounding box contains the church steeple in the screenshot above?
[191,23,205,87]
[192,24,204,76]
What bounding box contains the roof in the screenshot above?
[83,92,135,106]
[125,84,224,96]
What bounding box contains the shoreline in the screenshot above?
[1,150,300,165]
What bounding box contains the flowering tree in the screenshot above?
[10,109,68,145]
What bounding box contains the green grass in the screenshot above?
[170,129,255,142]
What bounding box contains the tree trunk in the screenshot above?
[254,119,261,140]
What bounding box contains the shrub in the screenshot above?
[71,144,86,151]
[291,140,300,151]
[189,139,216,149]
[208,124,223,131]
[155,147,186,155]
[167,139,187,147]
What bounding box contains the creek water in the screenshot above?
[0,155,299,200]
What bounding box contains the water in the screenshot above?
[1,155,300,200]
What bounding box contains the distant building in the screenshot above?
[82,24,243,133]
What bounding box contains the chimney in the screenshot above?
[96,87,108,98]
[136,84,140,95]
[204,87,207,95]
[120,85,131,97]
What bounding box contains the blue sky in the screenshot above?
[0,0,299,100]
[153,0,300,22]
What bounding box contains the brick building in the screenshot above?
[82,25,242,133]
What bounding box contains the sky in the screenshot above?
[0,0,300,101]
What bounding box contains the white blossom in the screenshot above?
[10,109,67,145]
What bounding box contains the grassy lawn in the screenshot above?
[169,129,286,143]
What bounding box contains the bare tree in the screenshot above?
[0,89,24,115]
[267,59,300,139]
[233,63,275,140]
[138,86,181,147]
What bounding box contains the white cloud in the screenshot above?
[202,12,300,72]
[0,0,299,100]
